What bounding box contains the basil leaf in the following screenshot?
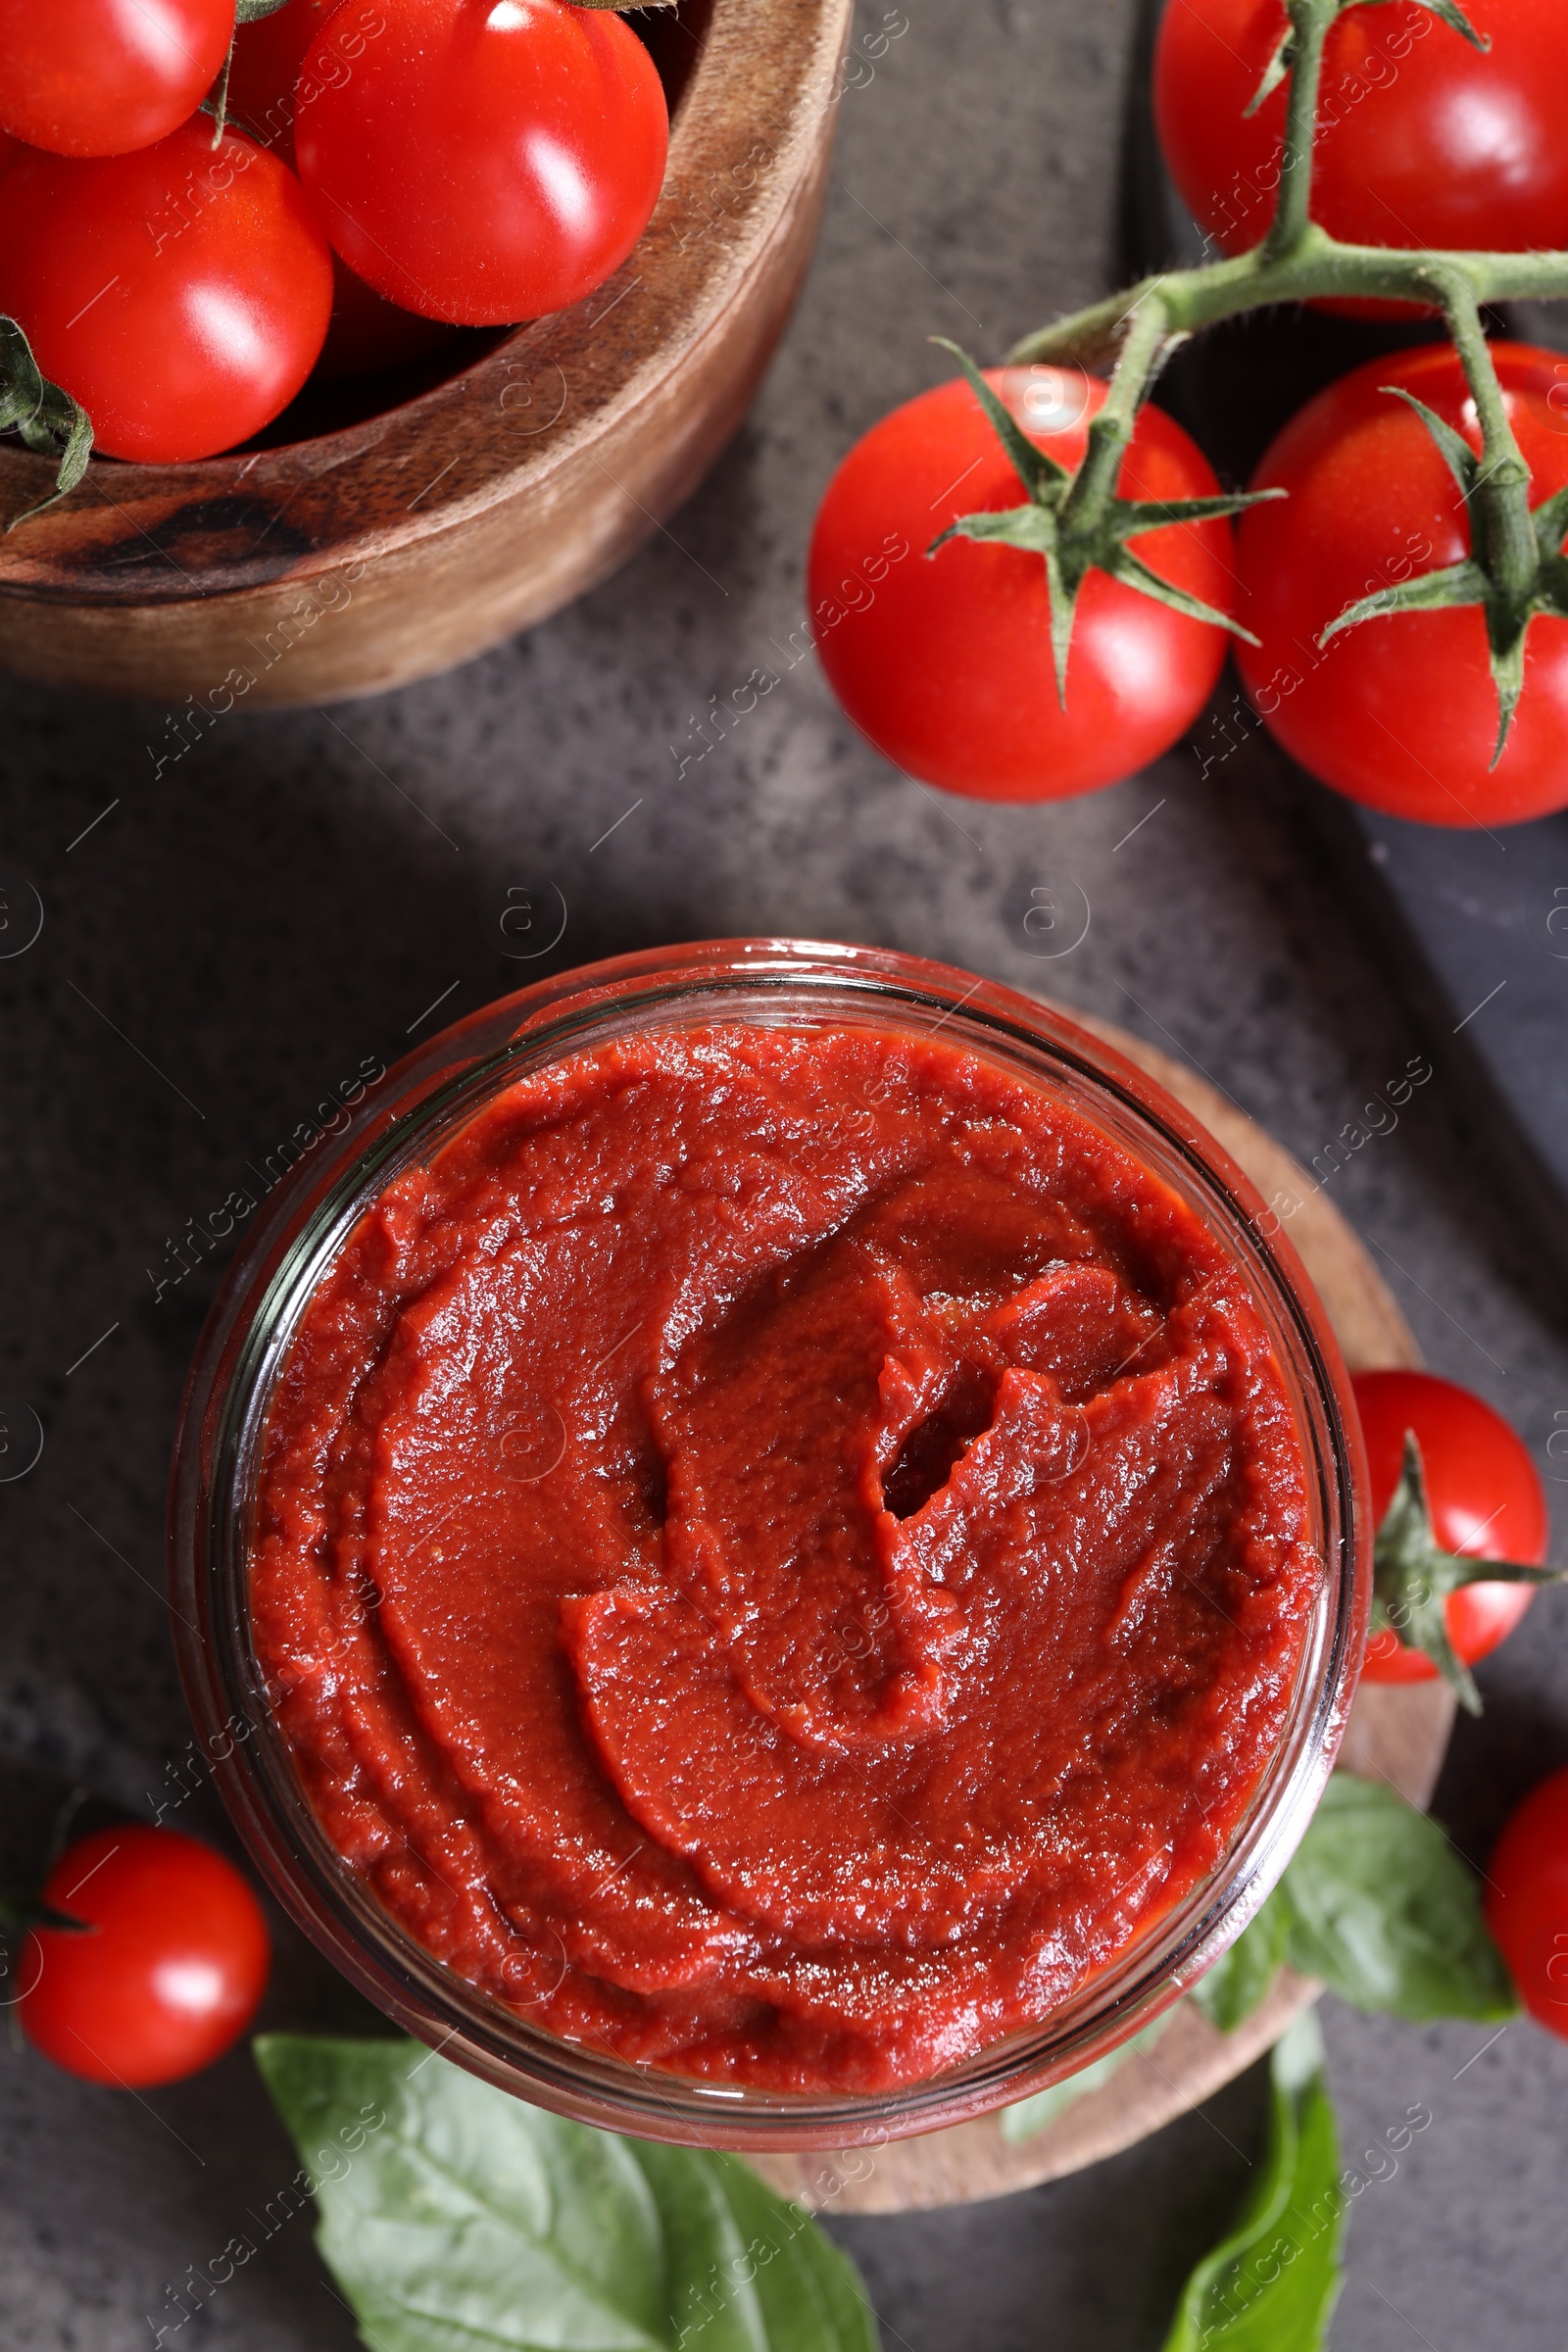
[999,2012,1172,2142]
[1190,1891,1293,2034]
[1192,1770,1518,2034]
[254,2035,879,2352]
[1282,1774,1517,2025]
[1160,2013,1345,2352]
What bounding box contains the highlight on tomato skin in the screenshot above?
[808,368,1237,804]
[1484,1766,1568,2039]
[0,122,335,463]
[1235,344,1568,829]
[293,0,671,326]
[1355,1368,1551,1687]
[0,0,236,160]
[16,1825,271,2089]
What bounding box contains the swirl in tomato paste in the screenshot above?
[252,1023,1318,2092]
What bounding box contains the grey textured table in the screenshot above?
[3,3,1568,2346]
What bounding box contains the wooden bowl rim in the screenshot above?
[0,0,852,601]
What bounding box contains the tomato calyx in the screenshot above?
[928,338,1281,702]
[1319,385,1568,765]
[0,1788,93,1941]
[0,1890,90,1936]
[1249,0,1487,123]
[1370,1430,1565,1715]
[0,316,92,530]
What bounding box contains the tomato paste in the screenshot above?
[252,1023,1318,2092]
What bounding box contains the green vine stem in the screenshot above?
[957,0,1568,741]
[1056,292,1175,539]
[1439,279,1535,602]
[1261,0,1337,263]
[1008,243,1568,373]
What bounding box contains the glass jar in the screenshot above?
[169,938,1369,2151]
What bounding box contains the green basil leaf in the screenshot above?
[999,2012,1172,2142]
[1190,1892,1293,2034]
[1160,2012,1345,2352]
[254,2035,879,2352]
[1281,1773,1516,2024]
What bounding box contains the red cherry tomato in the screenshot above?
[1354,1369,1550,1685]
[226,0,351,162]
[0,121,334,462]
[1235,343,1568,827]
[294,0,669,326]
[0,0,235,159]
[808,368,1236,803]
[1485,1766,1568,2037]
[17,1826,270,2086]
[1154,0,1568,270]
[226,0,449,378]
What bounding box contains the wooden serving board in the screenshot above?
[750,1011,1452,2214]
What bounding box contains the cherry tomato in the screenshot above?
[17,1826,270,2086]
[1154,0,1568,270]
[1235,343,1568,827]
[294,0,669,326]
[0,0,235,159]
[225,0,450,378]
[226,0,350,162]
[1484,1766,1568,2037]
[0,121,334,462]
[808,368,1236,803]
[1355,1369,1549,1685]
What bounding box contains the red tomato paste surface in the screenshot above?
[252,1023,1318,2092]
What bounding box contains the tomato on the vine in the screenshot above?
[1485,1767,1568,2037]
[0,120,334,462]
[1236,343,1568,826]
[808,368,1237,803]
[1154,0,1568,270]
[1355,1369,1550,1687]
[294,0,669,326]
[16,1826,270,2086]
[0,0,236,159]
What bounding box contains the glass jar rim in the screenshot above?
[168,938,1369,2149]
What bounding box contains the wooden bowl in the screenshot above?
[0,0,853,708]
